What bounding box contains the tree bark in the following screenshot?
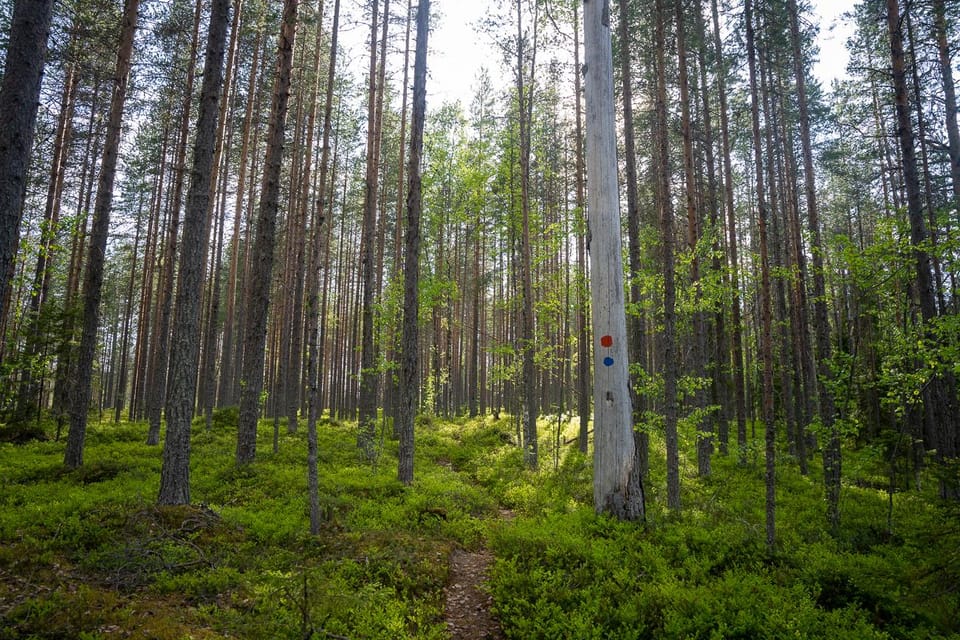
[616,0,648,477]
[653,0,680,511]
[710,0,747,463]
[398,0,430,486]
[237,0,299,465]
[65,0,140,468]
[585,0,644,521]
[744,0,776,550]
[934,0,960,226]
[159,0,231,505]
[516,0,539,469]
[574,3,590,456]
[0,0,55,328]
[886,0,959,495]
[357,0,384,460]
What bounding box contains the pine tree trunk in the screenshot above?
[218,24,264,409]
[675,0,711,478]
[744,0,776,550]
[357,0,383,460]
[0,0,55,326]
[934,0,960,225]
[516,0,539,469]
[616,0,648,477]
[653,0,680,511]
[710,0,747,463]
[307,0,339,534]
[886,0,959,496]
[237,0,299,465]
[785,0,838,523]
[13,61,77,422]
[159,0,231,505]
[573,4,590,456]
[146,0,205,446]
[64,0,140,468]
[398,0,429,486]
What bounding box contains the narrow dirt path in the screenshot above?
[443,548,504,639]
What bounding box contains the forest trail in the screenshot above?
[443,547,504,640]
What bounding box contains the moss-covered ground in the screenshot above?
[0,411,957,638]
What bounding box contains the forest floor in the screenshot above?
[1,411,958,639]
[443,548,502,639]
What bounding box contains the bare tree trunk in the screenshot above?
[218,24,264,409]
[887,0,959,497]
[744,0,776,549]
[653,0,680,511]
[785,0,839,527]
[586,0,644,521]
[13,61,77,422]
[64,0,140,468]
[114,197,144,423]
[146,0,205,446]
[237,0,299,465]
[357,0,384,460]
[710,0,747,463]
[574,3,590,456]
[516,0,539,469]
[935,0,960,227]
[159,0,231,505]
[0,0,55,327]
[675,0,710,478]
[306,0,339,534]
[616,0,648,477]
[398,0,430,486]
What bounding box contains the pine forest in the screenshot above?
[1,0,959,637]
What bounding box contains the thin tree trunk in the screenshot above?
[616,0,648,477]
[398,0,429,486]
[64,0,140,468]
[516,0,539,469]
[357,0,383,460]
[710,0,747,463]
[573,4,590,455]
[13,61,78,422]
[307,0,340,534]
[744,0,776,550]
[935,0,960,226]
[786,0,838,525]
[676,0,710,478]
[237,0,299,465]
[146,0,205,446]
[218,24,264,409]
[653,0,680,511]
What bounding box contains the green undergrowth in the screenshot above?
[0,412,957,638]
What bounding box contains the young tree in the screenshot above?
[65,0,141,468]
[398,0,430,486]
[159,0,232,506]
[585,0,644,522]
[0,0,55,334]
[237,0,299,465]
